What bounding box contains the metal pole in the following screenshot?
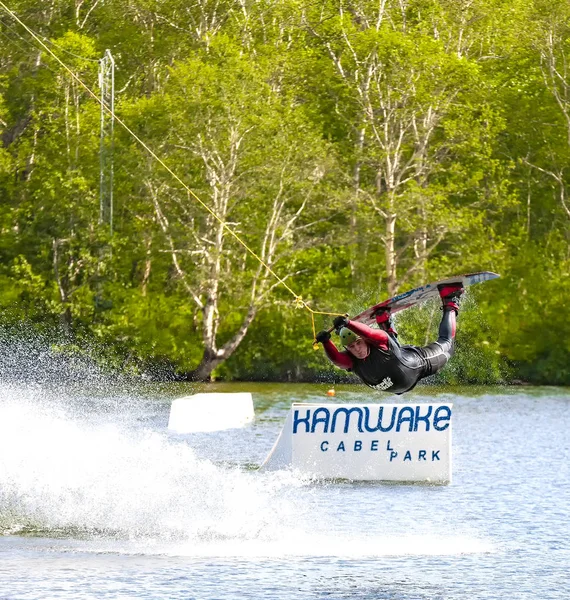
[99,49,115,234]
[98,55,105,225]
[108,49,115,236]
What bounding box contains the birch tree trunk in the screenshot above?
[145,53,332,379]
[304,1,477,294]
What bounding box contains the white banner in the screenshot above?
[168,393,254,433]
[287,402,452,482]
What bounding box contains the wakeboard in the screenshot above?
[350,271,500,327]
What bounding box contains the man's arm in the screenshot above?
[346,320,389,350]
[316,330,354,369]
[323,339,354,369]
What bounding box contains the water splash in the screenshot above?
[0,388,309,545]
[0,387,495,558]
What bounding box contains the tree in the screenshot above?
[0,24,104,329]
[122,44,336,379]
[302,0,503,296]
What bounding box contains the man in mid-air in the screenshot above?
[315,284,464,394]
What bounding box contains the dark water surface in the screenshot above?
[0,382,568,599]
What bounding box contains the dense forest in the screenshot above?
[0,0,568,384]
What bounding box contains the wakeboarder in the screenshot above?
[316,283,464,394]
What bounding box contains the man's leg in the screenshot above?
[416,283,463,376]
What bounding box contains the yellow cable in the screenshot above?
[0,1,345,342]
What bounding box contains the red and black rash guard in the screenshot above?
[322,311,457,394]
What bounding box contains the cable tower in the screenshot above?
[99,49,115,234]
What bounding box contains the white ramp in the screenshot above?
[168,392,254,433]
[261,402,452,483]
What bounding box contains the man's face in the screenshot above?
[346,338,370,359]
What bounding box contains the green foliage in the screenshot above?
[0,0,568,383]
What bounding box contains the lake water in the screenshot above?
[0,380,569,599]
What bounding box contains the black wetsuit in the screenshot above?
[349,310,456,394]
